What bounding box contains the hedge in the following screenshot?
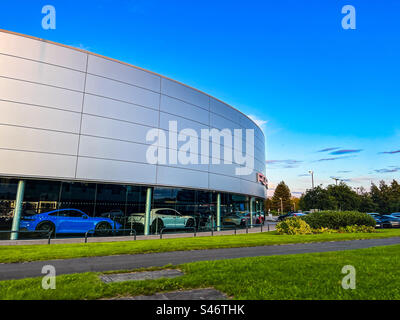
[302,211,376,229]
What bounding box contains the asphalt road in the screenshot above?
[0,237,399,280]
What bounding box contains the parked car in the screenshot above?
[196,207,213,228]
[379,215,400,228]
[100,209,124,219]
[391,212,400,218]
[100,209,127,225]
[222,213,248,227]
[367,213,383,228]
[128,208,196,233]
[367,212,381,217]
[19,209,122,235]
[239,212,265,225]
[277,212,305,221]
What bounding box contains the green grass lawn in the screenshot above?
[0,229,400,264]
[1,244,399,300]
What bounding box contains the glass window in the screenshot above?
[126,186,146,215]
[59,182,96,216]
[153,188,176,209]
[66,210,85,218]
[158,209,177,216]
[0,178,18,233]
[94,183,128,230]
[24,180,61,214]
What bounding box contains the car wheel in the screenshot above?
[35,222,55,236]
[151,219,164,234]
[185,218,195,228]
[95,222,112,236]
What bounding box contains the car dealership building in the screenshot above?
[0,29,267,239]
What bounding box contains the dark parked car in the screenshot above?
[367,213,383,228]
[379,215,400,228]
[277,212,305,221]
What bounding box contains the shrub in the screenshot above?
[338,225,376,233]
[311,227,337,234]
[302,211,376,229]
[276,217,312,235]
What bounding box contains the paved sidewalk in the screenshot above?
[0,237,399,280]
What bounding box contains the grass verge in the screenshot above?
[1,244,399,300]
[0,229,399,264]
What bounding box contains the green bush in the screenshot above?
[276,217,312,235]
[311,225,376,234]
[302,211,376,229]
[338,225,376,233]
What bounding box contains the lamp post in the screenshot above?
[308,170,314,189]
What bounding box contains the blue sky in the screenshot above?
[1,0,399,196]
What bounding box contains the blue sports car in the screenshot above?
[19,209,122,235]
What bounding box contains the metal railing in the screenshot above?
[84,228,137,243]
[0,219,276,244]
[0,230,53,244]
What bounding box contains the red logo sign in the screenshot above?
[257,173,268,188]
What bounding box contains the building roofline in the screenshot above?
[0,28,265,138]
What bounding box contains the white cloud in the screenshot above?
[247,114,268,131]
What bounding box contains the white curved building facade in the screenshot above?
[0,29,266,238]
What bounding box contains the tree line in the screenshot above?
[266,179,400,214]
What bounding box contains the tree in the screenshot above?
[291,197,300,212]
[358,193,377,213]
[388,180,400,213]
[264,198,272,213]
[299,186,337,211]
[326,183,360,211]
[271,181,292,213]
[370,181,391,214]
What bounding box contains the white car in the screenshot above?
[128,208,196,233]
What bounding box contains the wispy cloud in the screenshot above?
[330,149,362,155]
[266,160,302,164]
[317,147,340,153]
[329,176,352,183]
[379,150,400,154]
[316,156,355,162]
[266,160,302,169]
[338,170,352,173]
[247,114,268,131]
[374,167,400,173]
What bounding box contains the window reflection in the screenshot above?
[0,177,265,238]
[0,178,18,233]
